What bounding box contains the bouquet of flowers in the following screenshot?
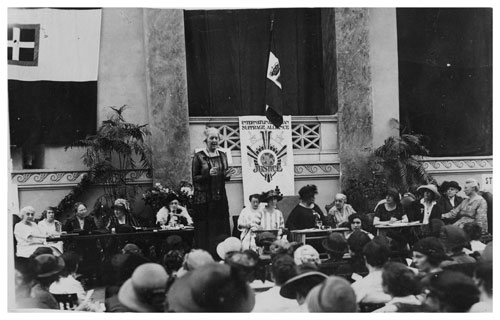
[142,181,194,212]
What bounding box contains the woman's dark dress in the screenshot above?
[192,150,231,257]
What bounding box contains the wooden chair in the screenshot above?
[52,293,78,310]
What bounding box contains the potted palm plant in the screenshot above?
[374,133,434,193]
[60,106,152,222]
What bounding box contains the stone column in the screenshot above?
[142,9,192,186]
[335,8,399,189]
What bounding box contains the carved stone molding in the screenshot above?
[421,157,493,174]
[12,169,153,189]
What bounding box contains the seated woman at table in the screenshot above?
[105,198,141,231]
[285,184,327,231]
[14,206,53,259]
[408,184,442,224]
[325,193,356,228]
[37,206,64,254]
[346,213,374,240]
[260,188,285,235]
[63,202,98,234]
[237,193,263,251]
[373,188,408,226]
[156,194,193,229]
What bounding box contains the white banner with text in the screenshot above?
[239,116,294,206]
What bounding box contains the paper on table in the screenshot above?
[84,289,94,303]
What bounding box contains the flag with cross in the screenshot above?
[8,8,101,149]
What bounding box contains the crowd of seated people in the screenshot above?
[12,230,491,312]
[11,178,492,312]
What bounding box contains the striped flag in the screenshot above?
[264,20,284,129]
[8,8,101,148]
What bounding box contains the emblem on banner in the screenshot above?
[246,131,287,183]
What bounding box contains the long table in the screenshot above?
[374,221,424,236]
[289,228,350,244]
[46,227,195,242]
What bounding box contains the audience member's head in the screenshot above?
[162,250,184,275]
[59,251,81,277]
[111,253,150,286]
[473,262,492,298]
[167,263,255,312]
[118,263,168,312]
[424,270,479,312]
[32,254,65,287]
[255,231,277,250]
[182,249,214,272]
[269,239,291,256]
[121,243,142,255]
[293,244,320,266]
[270,254,297,286]
[439,225,468,253]
[363,240,391,269]
[322,233,347,260]
[224,250,259,283]
[382,262,420,297]
[280,263,327,304]
[463,222,483,241]
[165,235,185,253]
[347,230,371,257]
[464,179,480,196]
[306,276,357,312]
[412,237,449,272]
[216,237,242,260]
[73,202,88,219]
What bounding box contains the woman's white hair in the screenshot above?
[465,179,480,191]
[203,127,220,141]
[19,206,36,218]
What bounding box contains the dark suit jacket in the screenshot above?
[408,200,442,223]
[63,216,98,233]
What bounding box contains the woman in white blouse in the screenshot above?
[37,206,64,254]
[14,206,50,258]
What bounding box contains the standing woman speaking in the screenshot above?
[192,127,236,256]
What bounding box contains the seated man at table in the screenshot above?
[285,185,326,231]
[325,193,357,228]
[442,179,488,234]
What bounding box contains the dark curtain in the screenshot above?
[184,8,326,117]
[397,8,492,156]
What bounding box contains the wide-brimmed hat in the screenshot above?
[306,276,357,312]
[447,181,462,191]
[33,254,65,278]
[322,233,347,254]
[260,189,283,202]
[164,193,180,205]
[184,249,214,270]
[255,231,277,247]
[112,198,130,211]
[118,263,168,312]
[413,237,451,263]
[122,243,141,255]
[293,244,320,265]
[417,184,441,199]
[216,237,242,259]
[280,269,327,299]
[166,263,255,312]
